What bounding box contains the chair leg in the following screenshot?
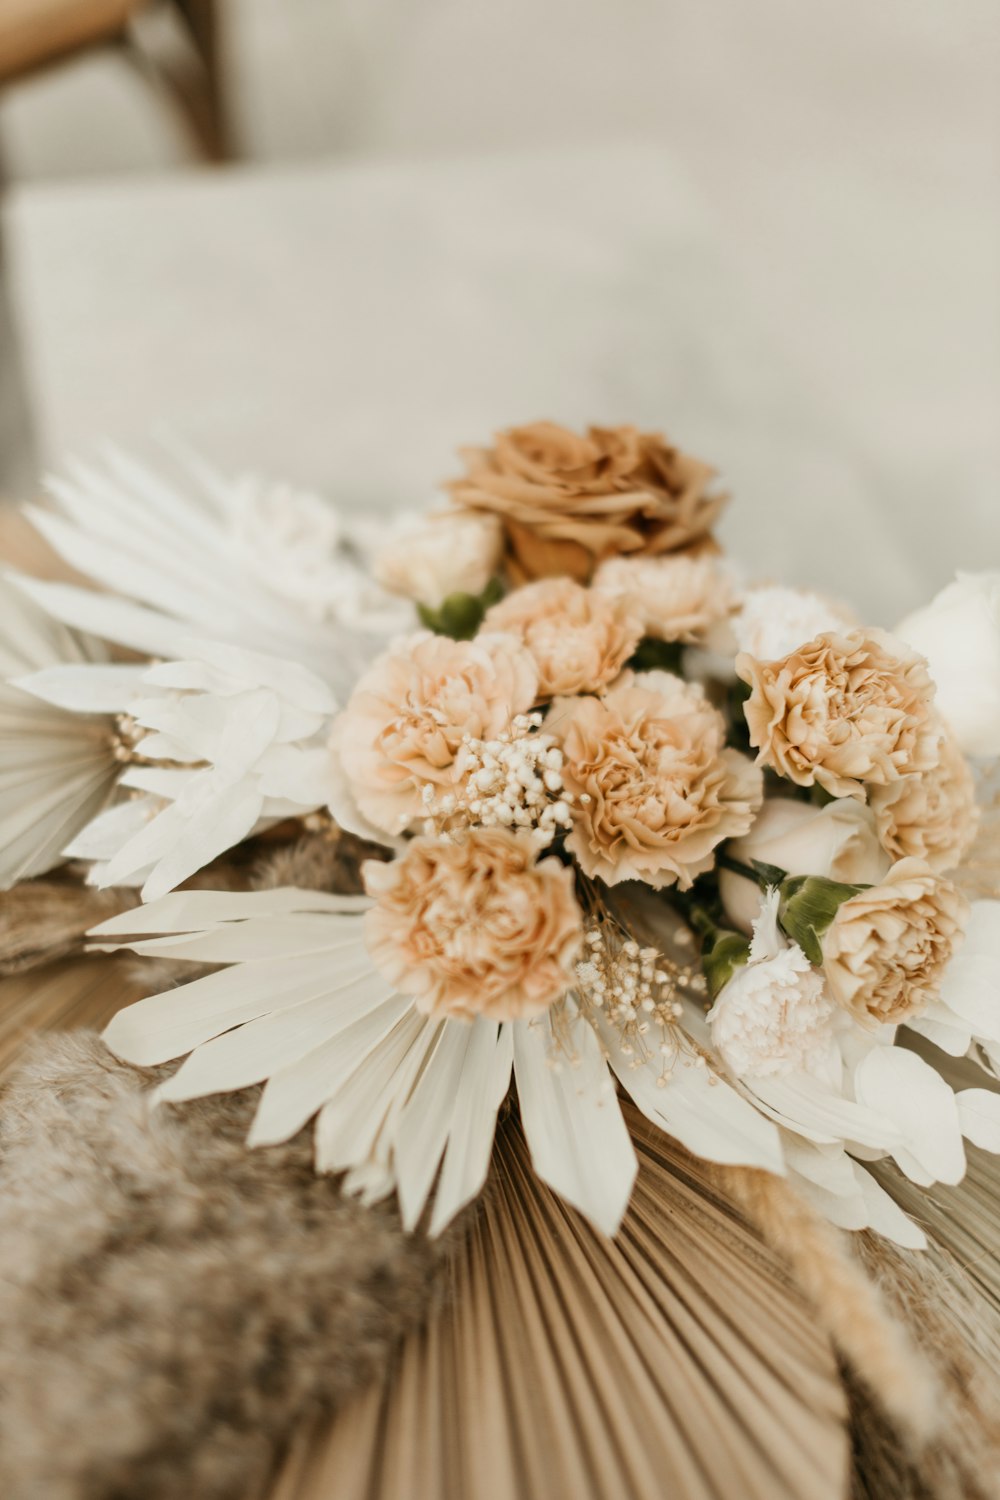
[125,0,236,164]
[170,0,232,161]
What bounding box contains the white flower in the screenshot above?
[708,891,836,1079]
[733,584,854,661]
[92,887,783,1239]
[226,475,405,629]
[17,637,341,902]
[19,445,390,699]
[0,578,119,888]
[720,796,891,933]
[896,572,1000,757]
[373,509,504,609]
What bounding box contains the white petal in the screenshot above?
[749,1072,901,1150]
[956,1088,1000,1152]
[89,885,367,938]
[851,1164,927,1249]
[429,1021,513,1235]
[513,1011,636,1237]
[392,1022,482,1231]
[602,1015,784,1173]
[14,662,147,714]
[103,952,360,1065]
[854,1046,966,1185]
[153,967,395,1103]
[247,996,412,1147]
[315,1011,440,1181]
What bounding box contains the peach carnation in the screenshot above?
[869,724,979,874]
[737,628,939,799]
[593,552,734,643]
[448,420,725,583]
[362,829,584,1022]
[483,577,641,698]
[550,670,763,889]
[821,859,968,1026]
[332,630,537,836]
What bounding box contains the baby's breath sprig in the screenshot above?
[421,712,585,848]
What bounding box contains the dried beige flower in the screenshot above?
[332,631,537,836]
[821,858,968,1026]
[550,670,763,889]
[737,628,939,799]
[483,577,641,698]
[362,828,584,1022]
[592,552,734,643]
[869,724,979,874]
[448,420,725,583]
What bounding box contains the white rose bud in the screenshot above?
[732,585,855,662]
[720,796,891,933]
[374,510,504,610]
[896,572,1000,758]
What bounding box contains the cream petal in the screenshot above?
[513,1011,636,1237]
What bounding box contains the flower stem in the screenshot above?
[717,852,764,886]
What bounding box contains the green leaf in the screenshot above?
[628,637,685,676]
[416,576,505,641]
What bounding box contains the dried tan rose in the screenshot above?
[821,858,968,1026]
[483,577,641,698]
[550,670,763,889]
[593,552,734,643]
[869,724,979,874]
[332,631,537,836]
[447,420,725,583]
[362,828,584,1022]
[737,628,939,800]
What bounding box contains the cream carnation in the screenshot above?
[362,828,584,1022]
[332,631,537,836]
[483,577,641,698]
[593,552,734,643]
[708,893,835,1079]
[229,477,388,624]
[551,670,763,889]
[869,725,979,874]
[737,628,939,799]
[733,585,855,662]
[373,510,504,609]
[821,858,968,1027]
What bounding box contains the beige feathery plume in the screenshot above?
[713,1163,940,1444]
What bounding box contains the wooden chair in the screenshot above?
[0,0,233,162]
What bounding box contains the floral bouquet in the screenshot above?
[2,421,999,1258]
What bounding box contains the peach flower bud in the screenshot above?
[592,552,735,644]
[483,577,641,698]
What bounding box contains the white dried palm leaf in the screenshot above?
[18,446,402,698]
[92,887,784,1238]
[0,579,118,888]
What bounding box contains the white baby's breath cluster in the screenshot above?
[421,713,579,847]
[567,922,704,1087]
